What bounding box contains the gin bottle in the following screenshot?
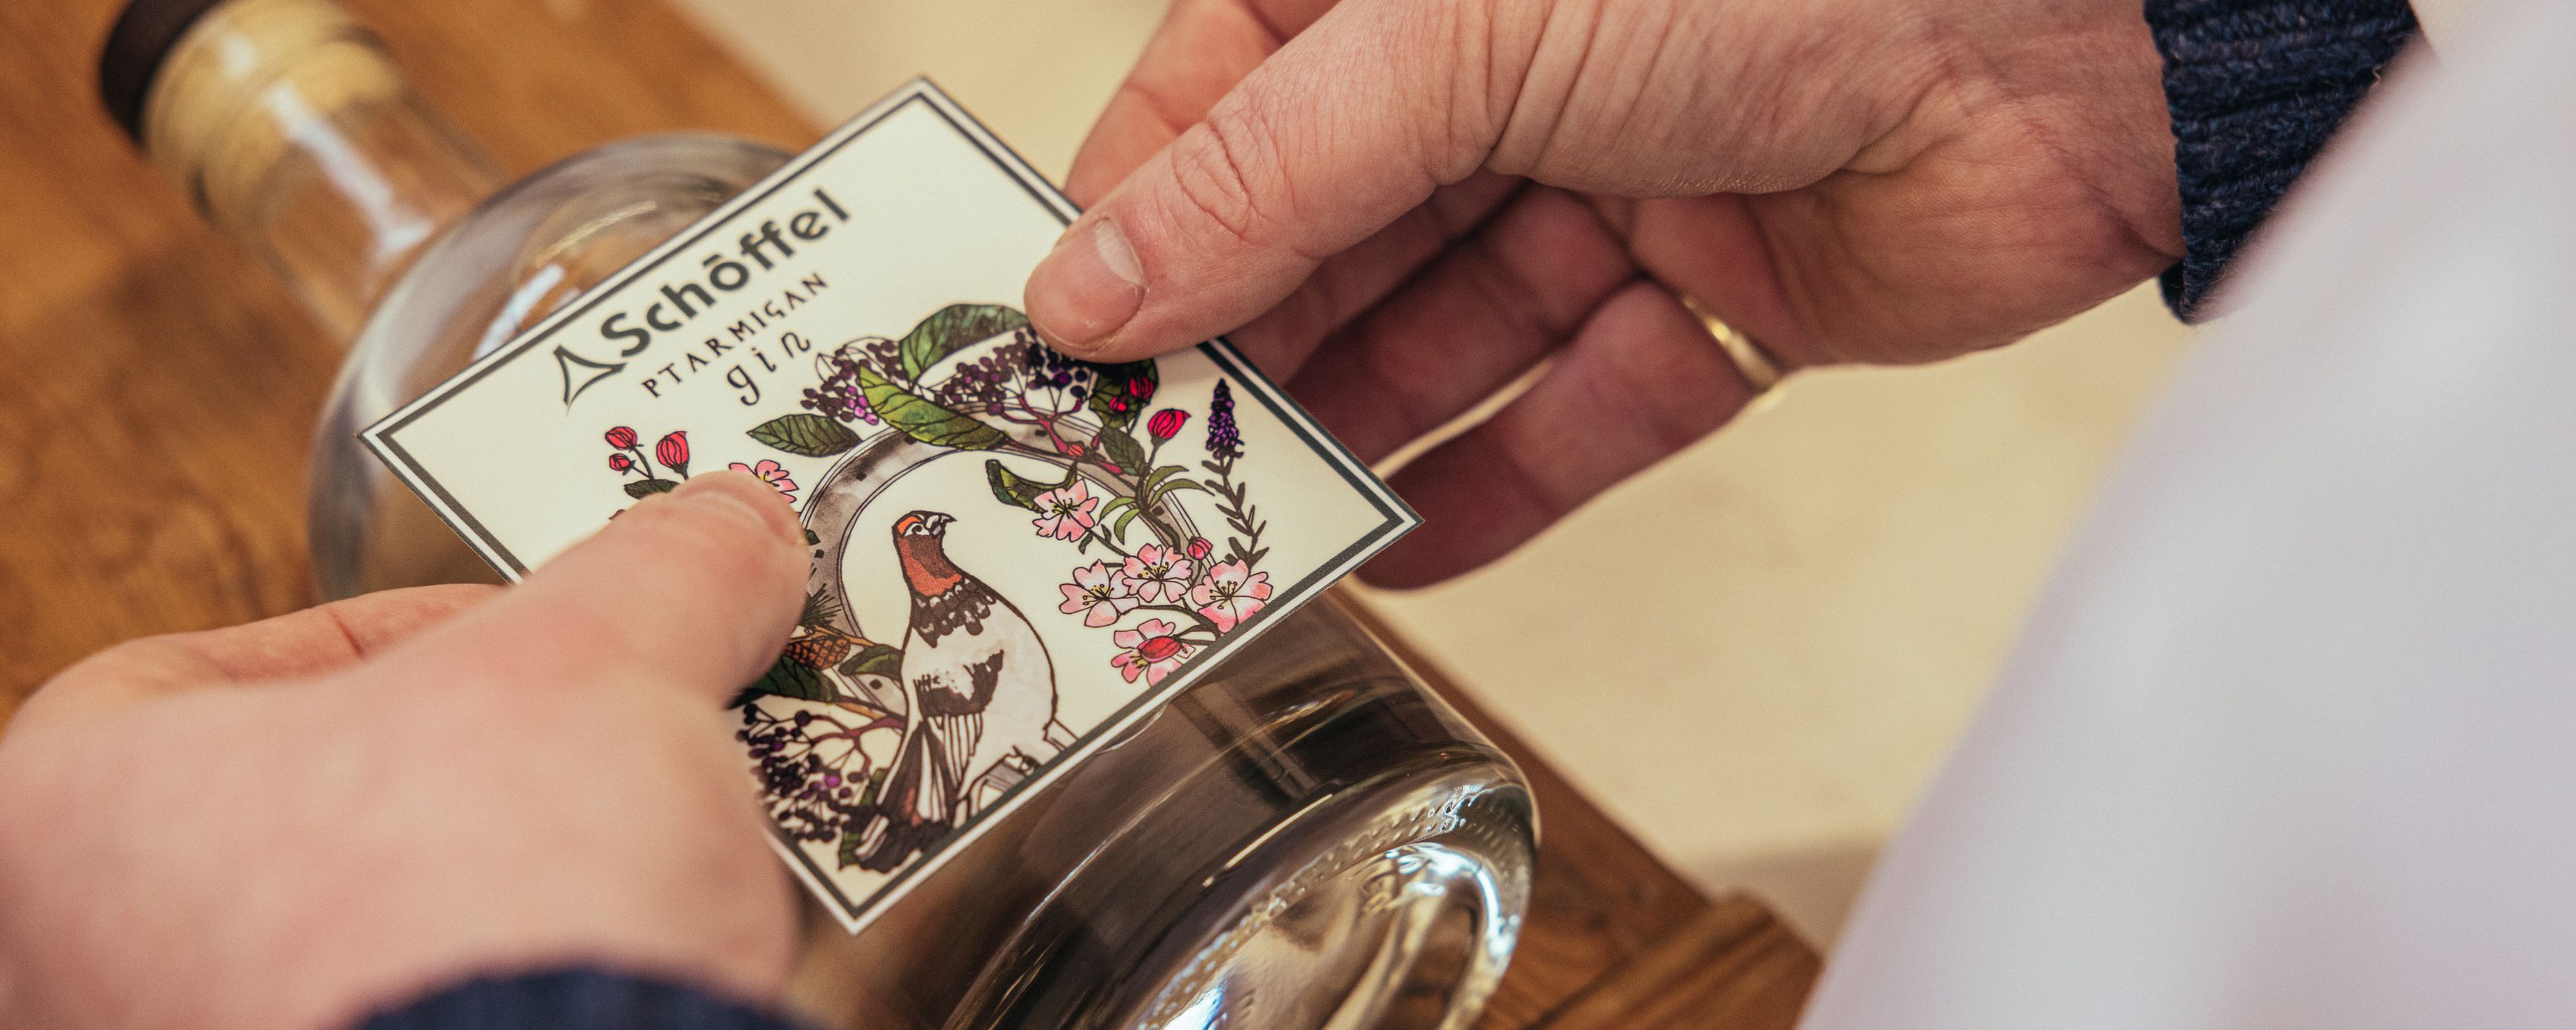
[102,1,1537,1027]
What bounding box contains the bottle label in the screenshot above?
[361,80,1418,932]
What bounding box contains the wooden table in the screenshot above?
[0,3,1819,1027]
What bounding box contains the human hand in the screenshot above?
[0,472,809,1030]
[1026,0,2182,585]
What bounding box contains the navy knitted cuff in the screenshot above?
[356,968,802,1030]
[2147,0,2417,320]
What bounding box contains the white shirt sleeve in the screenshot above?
[1803,3,2576,1027]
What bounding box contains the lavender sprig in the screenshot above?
[1204,380,1243,460]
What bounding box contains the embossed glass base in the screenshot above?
[1090,767,1529,1030]
[787,596,1536,1030]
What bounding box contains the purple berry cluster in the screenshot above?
[801,339,900,425]
[738,706,868,843]
[919,335,1034,415]
[1024,331,1098,394]
[1016,329,1100,415]
[803,329,1118,426]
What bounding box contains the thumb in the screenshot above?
[395,470,810,703]
[1024,0,1507,361]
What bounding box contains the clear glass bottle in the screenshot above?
[103,1,1536,1027]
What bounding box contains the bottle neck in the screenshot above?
[143,0,502,339]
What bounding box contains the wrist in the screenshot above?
[2147,0,2420,319]
[1955,0,2186,261]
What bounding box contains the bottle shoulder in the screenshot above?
[356,134,794,398]
[309,133,790,597]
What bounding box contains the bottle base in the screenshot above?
[783,602,1538,1030]
[1081,763,1532,1030]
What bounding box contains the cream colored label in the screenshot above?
[363,80,1415,932]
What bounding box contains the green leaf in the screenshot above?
[733,655,836,707]
[624,478,677,499]
[899,303,1030,382]
[748,413,860,457]
[1137,464,1184,499]
[985,459,1067,510]
[1146,478,1207,509]
[1098,496,1136,542]
[1093,425,1147,474]
[856,365,1008,451]
[838,643,902,680]
[838,826,867,869]
[1086,359,1159,429]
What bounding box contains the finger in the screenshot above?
[390,471,808,705]
[1072,6,1521,382]
[1226,172,1523,375]
[1026,0,1507,360]
[1286,187,1636,461]
[1064,0,1343,204]
[22,584,497,719]
[1591,193,1814,367]
[1362,281,1755,588]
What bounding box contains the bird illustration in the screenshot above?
[852,510,1069,872]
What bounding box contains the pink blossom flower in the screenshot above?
[1057,560,1137,627]
[608,452,633,472]
[727,458,798,500]
[1111,619,1196,685]
[1121,544,1194,604]
[603,426,639,449]
[1190,560,1272,632]
[1031,480,1100,540]
[1186,536,1214,562]
[1147,408,1190,441]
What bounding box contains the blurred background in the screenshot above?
[654,0,2203,947]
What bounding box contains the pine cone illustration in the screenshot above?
[785,588,879,669]
[783,629,867,669]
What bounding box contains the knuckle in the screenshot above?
[1161,112,1283,251]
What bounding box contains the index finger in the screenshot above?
[388,470,809,707]
[1065,0,1340,204]
[1027,0,1495,360]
